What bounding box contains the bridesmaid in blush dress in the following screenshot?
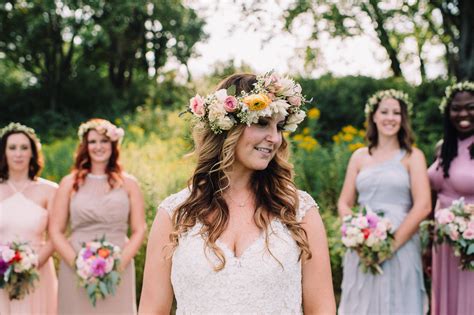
[0,123,58,315]
[428,82,474,315]
[50,119,146,314]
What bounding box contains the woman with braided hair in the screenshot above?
[428,82,474,315]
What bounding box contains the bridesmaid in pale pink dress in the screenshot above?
[428,82,474,315]
[0,122,58,314]
[50,118,146,314]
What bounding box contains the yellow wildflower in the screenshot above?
[293,134,304,141]
[342,125,357,135]
[342,134,354,142]
[348,142,364,152]
[303,127,310,135]
[243,93,271,111]
[307,108,320,120]
[332,135,340,143]
[358,130,366,137]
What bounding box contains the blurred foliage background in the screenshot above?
[1,0,473,307]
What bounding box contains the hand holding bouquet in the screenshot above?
[0,241,39,300]
[75,236,121,306]
[434,198,474,270]
[341,207,394,275]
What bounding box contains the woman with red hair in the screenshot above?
[50,119,146,314]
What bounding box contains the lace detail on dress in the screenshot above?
[296,190,318,221]
[158,188,191,217]
[164,188,317,314]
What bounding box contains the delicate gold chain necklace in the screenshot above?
[226,191,253,208]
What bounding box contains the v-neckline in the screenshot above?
[216,233,265,260]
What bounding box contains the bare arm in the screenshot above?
[38,185,57,267]
[138,208,174,314]
[337,149,363,218]
[120,176,147,271]
[393,148,431,251]
[302,208,336,314]
[49,175,76,267]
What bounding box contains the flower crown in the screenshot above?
[78,119,125,142]
[364,89,413,117]
[439,81,474,113]
[0,122,38,140]
[188,71,307,134]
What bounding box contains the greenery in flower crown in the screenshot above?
[0,122,38,140]
[188,71,308,134]
[439,81,474,113]
[77,119,125,142]
[364,89,413,117]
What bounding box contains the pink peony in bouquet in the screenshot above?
[75,236,121,306]
[341,207,394,275]
[434,198,474,270]
[0,241,39,300]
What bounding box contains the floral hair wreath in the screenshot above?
[0,122,41,148]
[188,71,308,134]
[364,89,413,117]
[439,81,474,113]
[77,120,125,143]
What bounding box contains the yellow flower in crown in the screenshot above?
[243,93,271,111]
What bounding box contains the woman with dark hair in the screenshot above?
[49,119,146,314]
[0,122,58,314]
[139,72,335,314]
[337,90,431,314]
[428,82,474,315]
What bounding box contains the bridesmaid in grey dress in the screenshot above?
[50,119,146,314]
[337,90,431,314]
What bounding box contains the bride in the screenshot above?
[139,72,335,314]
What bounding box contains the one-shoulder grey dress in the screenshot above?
[338,150,427,314]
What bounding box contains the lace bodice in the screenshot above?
[158,188,317,314]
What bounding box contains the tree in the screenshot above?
[0,0,206,112]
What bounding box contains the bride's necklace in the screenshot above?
[226,191,253,208]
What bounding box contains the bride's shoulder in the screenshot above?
[296,190,319,221]
[158,187,191,217]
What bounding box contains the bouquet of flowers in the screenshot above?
[434,198,474,270]
[0,241,39,300]
[75,236,121,306]
[341,207,394,275]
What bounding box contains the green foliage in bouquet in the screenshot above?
[75,236,122,307]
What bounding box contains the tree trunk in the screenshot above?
[365,0,403,77]
[457,0,474,80]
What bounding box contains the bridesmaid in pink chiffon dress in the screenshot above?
[428,84,474,315]
[50,119,146,314]
[0,123,58,314]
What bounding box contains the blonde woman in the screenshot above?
[139,72,335,314]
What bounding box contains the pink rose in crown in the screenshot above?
[223,96,238,112]
[288,96,302,107]
[190,94,205,117]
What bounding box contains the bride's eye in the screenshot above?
[257,119,269,127]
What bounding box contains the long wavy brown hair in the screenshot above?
[72,119,123,191]
[365,97,414,154]
[0,129,43,182]
[170,74,312,270]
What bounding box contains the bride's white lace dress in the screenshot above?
[158,188,318,314]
